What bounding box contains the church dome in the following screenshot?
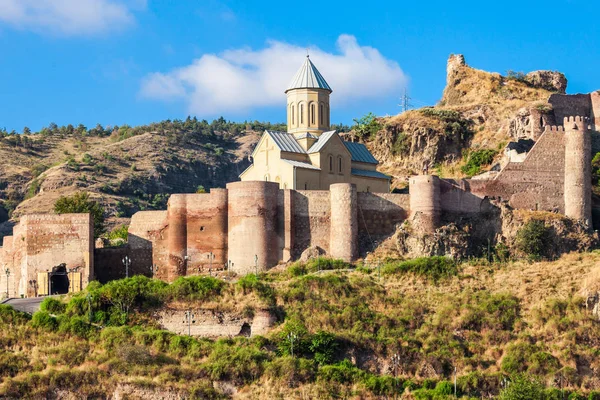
[286,56,332,93]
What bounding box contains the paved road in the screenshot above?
[2,297,45,314]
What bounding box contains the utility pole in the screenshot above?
[254,255,258,276]
[288,332,298,358]
[399,88,412,113]
[122,256,131,278]
[184,310,195,336]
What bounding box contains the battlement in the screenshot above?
[563,115,590,131]
[543,125,565,132]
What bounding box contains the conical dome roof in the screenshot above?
[286,56,332,93]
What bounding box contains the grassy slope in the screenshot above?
[1,252,600,399]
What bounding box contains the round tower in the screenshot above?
[329,183,358,262]
[409,175,441,233]
[167,194,187,281]
[226,181,279,275]
[564,116,592,226]
[286,55,332,136]
[210,188,229,267]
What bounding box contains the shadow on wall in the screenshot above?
[94,234,154,283]
[357,193,409,256]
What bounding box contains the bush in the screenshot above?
[318,359,364,384]
[236,274,275,304]
[382,256,458,282]
[498,375,544,400]
[40,297,65,314]
[0,305,30,325]
[461,149,497,177]
[263,357,316,386]
[309,331,339,365]
[352,113,381,139]
[203,339,268,384]
[165,276,224,302]
[31,311,58,331]
[515,220,550,261]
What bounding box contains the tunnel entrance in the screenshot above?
[49,265,69,295]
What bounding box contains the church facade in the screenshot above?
[240,56,390,193]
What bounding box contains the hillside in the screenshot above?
[2,253,600,398]
[0,119,275,237]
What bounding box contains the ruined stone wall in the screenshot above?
[128,210,168,280]
[357,192,409,252]
[0,214,93,298]
[292,190,331,257]
[467,127,566,212]
[549,93,592,126]
[94,246,130,283]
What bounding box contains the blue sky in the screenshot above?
[1,0,599,132]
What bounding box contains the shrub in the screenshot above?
[498,375,544,400]
[263,357,316,386]
[309,331,339,365]
[203,339,268,383]
[352,113,381,139]
[277,319,310,357]
[39,297,65,314]
[106,225,128,242]
[165,276,224,302]
[382,256,458,282]
[0,305,30,325]
[515,219,550,261]
[236,274,275,304]
[318,359,364,384]
[31,311,58,331]
[461,149,497,177]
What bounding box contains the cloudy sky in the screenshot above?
[1,0,599,131]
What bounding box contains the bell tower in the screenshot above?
[286,55,332,136]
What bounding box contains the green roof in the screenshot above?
[343,141,379,164]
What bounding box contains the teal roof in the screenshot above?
[265,130,306,154]
[307,130,337,154]
[286,56,332,93]
[351,168,390,180]
[343,141,379,164]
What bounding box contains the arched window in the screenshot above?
[320,104,323,125]
[264,174,269,181]
[300,103,304,124]
[338,157,342,173]
[283,183,288,190]
[329,155,333,172]
[291,105,295,127]
[310,103,315,125]
[304,183,308,190]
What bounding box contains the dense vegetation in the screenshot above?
[2,254,600,398]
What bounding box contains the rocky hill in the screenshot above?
[356,54,568,189]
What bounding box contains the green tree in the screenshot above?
[515,220,550,261]
[498,375,544,400]
[54,192,105,237]
[352,112,381,139]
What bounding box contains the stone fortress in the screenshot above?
[0,56,597,297]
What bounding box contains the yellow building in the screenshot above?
[240,56,390,193]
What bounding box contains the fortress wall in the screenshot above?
[409,175,441,233]
[357,193,409,249]
[167,195,187,281]
[227,181,279,274]
[14,214,93,297]
[127,210,168,280]
[549,93,591,125]
[184,189,228,274]
[292,190,331,257]
[94,246,130,283]
[466,129,566,212]
[0,236,17,299]
[439,180,498,214]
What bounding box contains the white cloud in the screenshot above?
[0,0,142,35]
[140,35,407,116]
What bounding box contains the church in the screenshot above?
[239,55,390,193]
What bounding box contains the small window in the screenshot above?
[338,157,342,173]
[320,104,323,125]
[304,183,308,190]
[310,104,315,125]
[300,104,304,124]
[291,105,295,126]
[329,155,333,172]
[200,226,205,231]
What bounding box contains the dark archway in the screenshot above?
[238,322,251,337]
[50,264,69,295]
